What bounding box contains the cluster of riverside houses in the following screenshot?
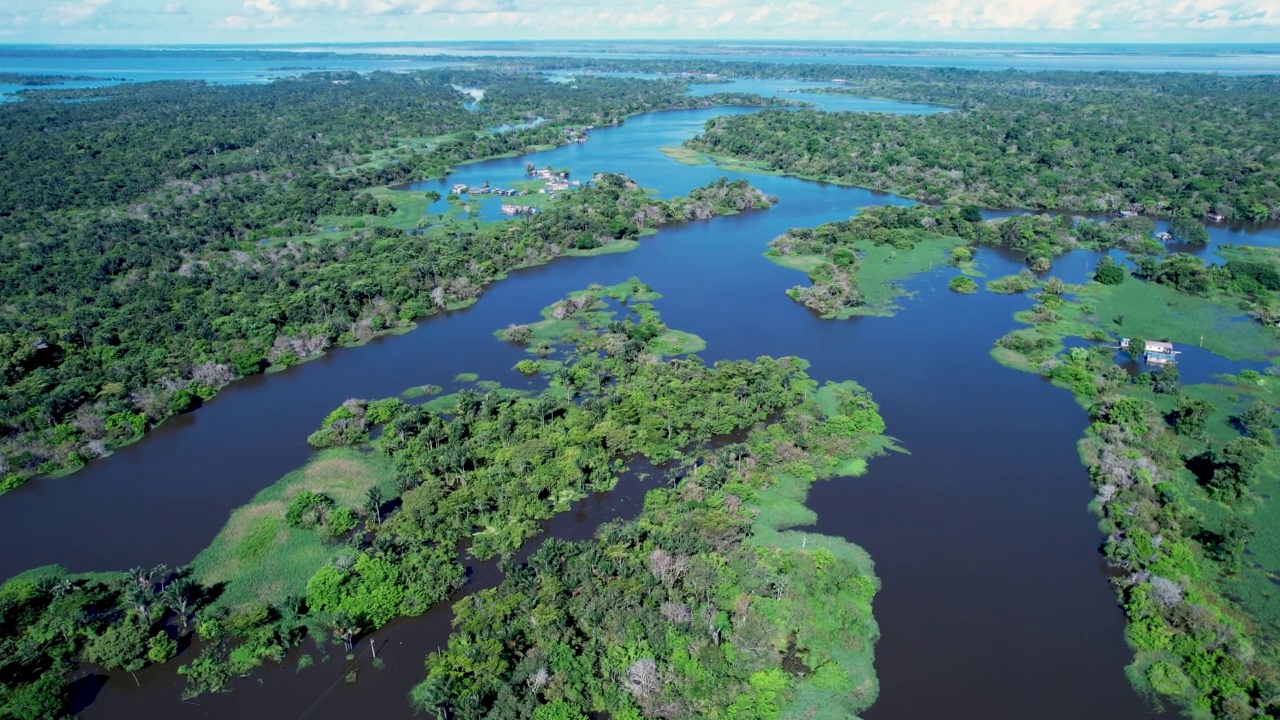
[450,183,527,197]
[529,168,581,193]
[1120,338,1181,365]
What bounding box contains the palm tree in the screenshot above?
[365,486,384,523]
[124,581,154,626]
[330,612,361,652]
[412,675,450,720]
[162,577,194,629]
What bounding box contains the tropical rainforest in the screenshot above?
[992,272,1280,719]
[0,281,893,719]
[681,71,1280,221]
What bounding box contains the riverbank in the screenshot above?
[992,263,1280,716]
[0,173,772,494]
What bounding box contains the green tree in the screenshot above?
[1095,256,1126,285]
[1169,217,1210,244]
[1237,402,1276,445]
[1172,397,1213,437]
[534,701,589,720]
[1149,364,1180,395]
[1209,437,1267,501]
[83,619,149,683]
[147,631,178,664]
[365,486,384,523]
[1125,336,1146,364]
[2,666,71,720]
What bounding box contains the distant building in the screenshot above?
[1120,338,1181,365]
[1156,231,1173,241]
[452,184,468,195]
[1207,212,1226,222]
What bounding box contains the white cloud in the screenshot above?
[4,0,1277,43]
[42,0,109,26]
[913,0,1278,32]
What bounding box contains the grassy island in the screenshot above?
[765,209,969,318]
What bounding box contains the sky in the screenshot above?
[4,0,1280,44]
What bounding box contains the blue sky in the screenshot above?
[4,0,1279,44]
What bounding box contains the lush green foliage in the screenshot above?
[377,284,805,560]
[164,283,811,699]
[1130,246,1280,328]
[765,204,1165,318]
[0,564,204,718]
[766,207,971,317]
[413,379,893,719]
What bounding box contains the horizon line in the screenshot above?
[4,40,1280,48]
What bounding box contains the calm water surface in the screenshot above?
[7,87,1276,719]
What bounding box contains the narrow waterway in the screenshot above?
[6,87,1276,719]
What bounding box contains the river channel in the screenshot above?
[6,81,1278,719]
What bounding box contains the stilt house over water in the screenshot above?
[1120,338,1181,365]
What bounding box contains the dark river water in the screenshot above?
[5,86,1278,719]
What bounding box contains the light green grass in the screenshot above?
[851,236,966,314]
[1081,280,1279,364]
[401,384,443,399]
[422,386,529,413]
[2,564,126,589]
[658,146,711,165]
[649,330,707,356]
[189,448,399,611]
[744,382,897,720]
[563,239,640,257]
[768,233,966,318]
[519,282,704,358]
[1177,375,1280,659]
[764,252,826,274]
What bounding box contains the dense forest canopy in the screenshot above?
[687,97,1279,219]
[648,66,1280,220]
[0,70,765,214]
[0,165,771,489]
